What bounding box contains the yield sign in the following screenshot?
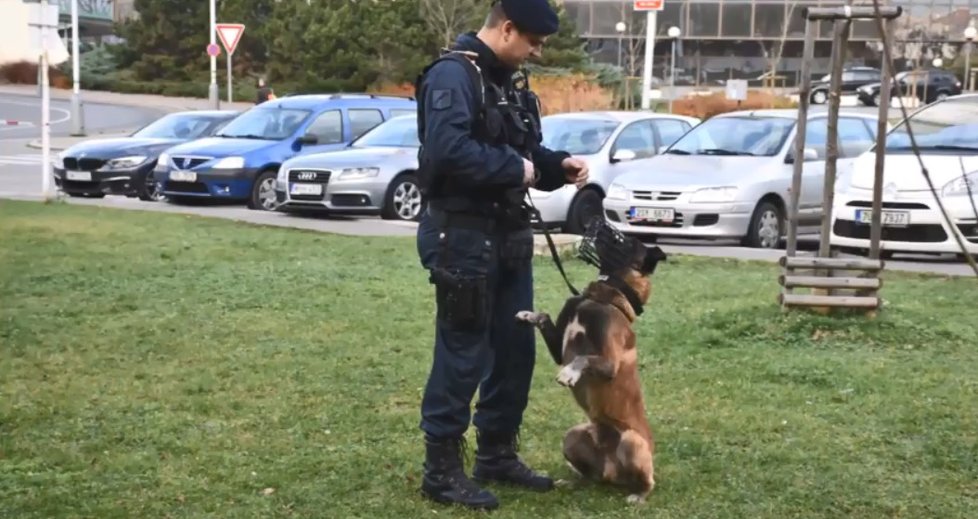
[215,23,245,55]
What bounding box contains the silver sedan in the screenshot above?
[274,115,423,221]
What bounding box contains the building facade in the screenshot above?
[564,0,978,85]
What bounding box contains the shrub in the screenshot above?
[0,61,70,88]
[671,90,798,119]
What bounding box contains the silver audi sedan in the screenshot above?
[274,114,423,220]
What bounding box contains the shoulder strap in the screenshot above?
[415,50,488,142]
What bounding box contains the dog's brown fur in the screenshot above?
[516,244,661,504]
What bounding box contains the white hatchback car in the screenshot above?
[830,94,978,257]
[526,111,700,234]
[603,109,881,248]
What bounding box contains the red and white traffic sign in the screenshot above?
[206,43,221,57]
[634,0,664,10]
[215,23,245,55]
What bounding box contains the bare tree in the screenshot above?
[763,1,800,95]
[420,0,481,49]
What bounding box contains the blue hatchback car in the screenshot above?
[155,94,417,210]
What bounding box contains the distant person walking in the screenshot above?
[256,77,275,104]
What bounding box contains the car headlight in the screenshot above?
[941,172,978,197]
[104,155,148,170]
[689,186,738,203]
[276,166,287,184]
[211,156,245,169]
[52,151,64,169]
[338,167,380,180]
[154,152,170,172]
[606,183,628,200]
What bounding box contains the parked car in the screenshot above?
[274,113,423,220]
[527,111,701,234]
[857,68,963,107]
[53,110,237,201]
[809,66,882,104]
[830,94,978,258]
[154,94,417,210]
[603,109,882,248]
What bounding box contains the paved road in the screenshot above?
[0,92,972,277]
[0,92,165,139]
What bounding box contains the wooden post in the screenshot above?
[786,17,817,262]
[818,19,852,260]
[869,18,895,261]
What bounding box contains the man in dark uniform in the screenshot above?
[414,0,589,511]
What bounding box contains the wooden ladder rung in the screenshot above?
[779,275,882,290]
[780,256,884,271]
[779,293,881,308]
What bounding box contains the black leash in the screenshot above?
[525,190,580,296]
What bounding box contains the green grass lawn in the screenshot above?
[1,200,976,519]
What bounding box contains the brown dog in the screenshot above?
[516,233,666,505]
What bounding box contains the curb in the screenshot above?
[27,131,134,151]
[533,234,581,257]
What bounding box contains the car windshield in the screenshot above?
[131,113,228,139]
[541,117,619,155]
[885,96,978,153]
[665,116,795,157]
[350,115,419,148]
[215,107,311,140]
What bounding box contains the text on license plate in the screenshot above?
[290,183,323,196]
[170,170,196,182]
[856,209,910,227]
[629,207,675,222]
[66,170,91,181]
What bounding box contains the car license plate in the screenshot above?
[855,209,910,227]
[629,207,675,222]
[65,170,91,181]
[290,183,323,196]
[170,170,196,182]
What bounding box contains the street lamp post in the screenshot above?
[69,0,84,136]
[965,26,977,91]
[667,26,681,113]
[615,22,626,70]
[208,0,219,108]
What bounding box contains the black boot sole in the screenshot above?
[420,486,500,510]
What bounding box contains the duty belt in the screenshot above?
[427,206,497,233]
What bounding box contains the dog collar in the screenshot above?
[597,275,644,317]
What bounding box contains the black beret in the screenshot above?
[500,0,560,36]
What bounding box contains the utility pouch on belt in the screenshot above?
[430,267,488,331]
[500,227,534,271]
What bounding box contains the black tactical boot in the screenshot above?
[421,435,499,510]
[472,430,555,492]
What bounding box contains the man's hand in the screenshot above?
[561,157,589,188]
[522,158,537,187]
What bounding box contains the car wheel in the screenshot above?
[935,91,949,102]
[811,90,828,104]
[743,200,784,249]
[137,170,165,202]
[382,173,423,221]
[248,170,279,211]
[871,92,881,107]
[564,188,604,235]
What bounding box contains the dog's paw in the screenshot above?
[515,310,547,326]
[626,494,647,506]
[556,364,582,387]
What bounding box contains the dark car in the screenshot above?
[53,110,238,201]
[857,68,963,107]
[809,67,882,104]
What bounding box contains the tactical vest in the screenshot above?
[414,49,545,215]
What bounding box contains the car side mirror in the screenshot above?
[611,149,637,163]
[297,133,318,146]
[785,147,819,164]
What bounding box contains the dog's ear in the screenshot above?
[639,245,667,275]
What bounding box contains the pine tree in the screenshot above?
[532,1,589,72]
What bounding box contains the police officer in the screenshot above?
[414,0,589,510]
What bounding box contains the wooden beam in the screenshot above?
[785,18,817,262]
[869,18,896,260]
[779,275,883,289]
[780,256,885,270]
[819,19,851,260]
[779,293,881,308]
